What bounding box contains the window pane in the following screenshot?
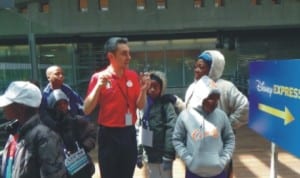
[130,51,146,73]
[79,0,88,12]
[166,50,183,87]
[215,0,224,7]
[272,0,280,4]
[18,5,27,13]
[147,50,165,72]
[251,0,261,5]
[99,0,109,11]
[136,0,145,10]
[40,3,49,13]
[183,49,199,86]
[194,0,204,8]
[38,44,73,88]
[156,0,166,9]
[75,44,106,95]
[0,45,31,92]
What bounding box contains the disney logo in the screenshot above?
[256,80,273,97]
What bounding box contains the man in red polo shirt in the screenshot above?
[84,37,150,178]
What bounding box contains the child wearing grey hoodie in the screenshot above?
[173,75,235,178]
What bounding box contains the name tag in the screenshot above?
[141,127,153,147]
[125,111,133,126]
[64,143,89,175]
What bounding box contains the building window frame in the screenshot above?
[99,0,109,11]
[272,0,281,5]
[156,0,167,10]
[136,0,146,10]
[251,0,261,5]
[194,0,204,8]
[215,0,224,7]
[40,2,49,13]
[79,0,88,12]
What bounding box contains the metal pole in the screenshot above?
[29,32,38,80]
[270,142,278,178]
[28,10,38,81]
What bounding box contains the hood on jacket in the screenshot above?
[47,89,69,109]
[188,75,220,109]
[149,70,167,96]
[200,50,225,81]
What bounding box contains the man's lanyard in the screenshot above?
[141,96,154,128]
[116,77,130,109]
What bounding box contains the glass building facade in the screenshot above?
[0,38,225,99]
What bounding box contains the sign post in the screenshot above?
[270,143,277,178]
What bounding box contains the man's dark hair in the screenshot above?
[103,37,128,57]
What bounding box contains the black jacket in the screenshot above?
[41,110,97,178]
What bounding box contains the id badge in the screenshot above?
[141,128,153,147]
[125,111,133,126]
[64,144,89,175]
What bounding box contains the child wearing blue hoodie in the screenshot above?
[173,75,235,178]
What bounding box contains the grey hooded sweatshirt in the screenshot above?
[185,50,249,129]
[173,76,235,177]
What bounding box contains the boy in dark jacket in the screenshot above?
[137,71,179,178]
[0,81,67,178]
[43,89,96,178]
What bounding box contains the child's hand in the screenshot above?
[139,72,151,91]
